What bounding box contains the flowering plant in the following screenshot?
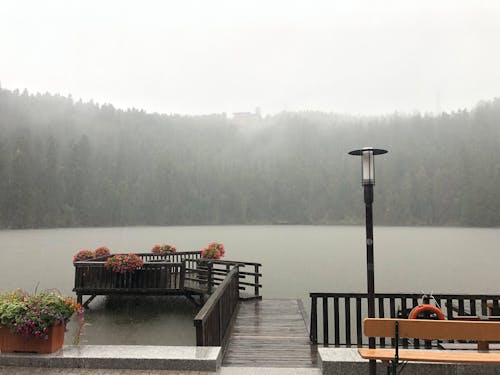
[93,246,111,258]
[73,249,94,262]
[105,253,144,273]
[151,244,176,254]
[0,290,85,341]
[201,242,225,259]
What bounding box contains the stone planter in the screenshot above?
[0,322,65,354]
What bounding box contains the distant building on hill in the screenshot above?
[232,107,262,124]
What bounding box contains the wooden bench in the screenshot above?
[358,318,500,374]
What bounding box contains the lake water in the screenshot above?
[0,225,499,345]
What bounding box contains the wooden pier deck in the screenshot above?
[74,253,262,308]
[223,299,318,368]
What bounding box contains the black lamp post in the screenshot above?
[348,147,388,375]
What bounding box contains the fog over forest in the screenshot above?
[0,86,499,229]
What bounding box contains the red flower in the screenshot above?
[73,249,94,262]
[93,246,111,258]
[105,253,144,273]
[200,242,225,259]
[151,243,176,254]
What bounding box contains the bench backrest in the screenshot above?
[364,318,500,342]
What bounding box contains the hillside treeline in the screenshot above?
[0,87,499,228]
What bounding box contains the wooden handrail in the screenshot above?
[194,267,240,346]
[77,251,202,262]
[197,259,262,299]
[203,259,262,267]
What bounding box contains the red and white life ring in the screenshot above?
[408,304,446,320]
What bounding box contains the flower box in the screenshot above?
[0,322,65,354]
[0,290,85,353]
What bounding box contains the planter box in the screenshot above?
[0,323,65,354]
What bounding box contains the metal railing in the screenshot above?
[310,292,500,348]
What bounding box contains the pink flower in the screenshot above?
[73,249,94,262]
[151,243,176,254]
[93,246,111,258]
[200,242,225,259]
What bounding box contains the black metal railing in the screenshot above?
[310,292,500,347]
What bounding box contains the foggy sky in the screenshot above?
[1,0,499,116]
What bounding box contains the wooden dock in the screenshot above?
[223,299,318,367]
[73,252,262,308]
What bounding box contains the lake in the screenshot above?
[0,225,498,345]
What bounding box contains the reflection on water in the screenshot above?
[66,296,198,345]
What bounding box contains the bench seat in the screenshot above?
[359,348,500,364]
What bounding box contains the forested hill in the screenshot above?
[0,87,499,229]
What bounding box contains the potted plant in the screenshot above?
[93,246,111,259]
[0,290,85,353]
[151,244,176,254]
[105,253,144,273]
[72,249,94,263]
[201,242,225,259]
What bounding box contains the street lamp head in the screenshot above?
[348,147,388,186]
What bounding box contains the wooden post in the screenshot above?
[207,262,213,294]
[254,264,260,297]
[179,262,186,289]
[478,341,489,352]
[194,319,204,346]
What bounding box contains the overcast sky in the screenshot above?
[1,0,499,116]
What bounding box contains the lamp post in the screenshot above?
[348,147,388,375]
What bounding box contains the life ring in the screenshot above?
[408,304,446,320]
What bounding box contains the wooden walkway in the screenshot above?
[223,299,318,368]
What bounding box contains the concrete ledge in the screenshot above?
[0,345,221,372]
[318,348,500,375]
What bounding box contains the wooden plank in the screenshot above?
[364,318,500,341]
[440,343,500,350]
[223,299,317,368]
[358,348,500,364]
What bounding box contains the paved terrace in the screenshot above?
[0,368,320,375]
[2,298,499,374]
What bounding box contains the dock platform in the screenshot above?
[223,299,317,368]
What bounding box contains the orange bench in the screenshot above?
[358,318,500,374]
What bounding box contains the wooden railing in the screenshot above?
[310,292,500,347]
[90,252,262,298]
[194,267,240,346]
[136,251,201,270]
[195,259,262,299]
[93,251,202,270]
[74,261,185,292]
